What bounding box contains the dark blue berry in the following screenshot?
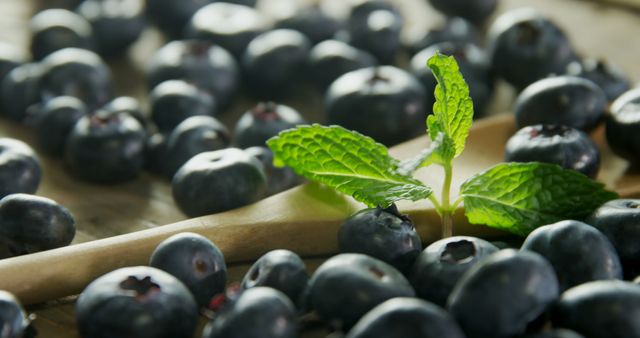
[275,4,342,45]
[348,4,402,64]
[29,9,94,61]
[308,39,377,91]
[429,0,497,25]
[244,146,301,196]
[144,0,214,38]
[0,290,30,338]
[404,17,479,56]
[150,80,217,133]
[30,96,87,156]
[566,59,630,102]
[1,63,42,122]
[605,88,640,166]
[233,102,306,149]
[0,138,41,199]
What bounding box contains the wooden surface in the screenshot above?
[0,0,639,337]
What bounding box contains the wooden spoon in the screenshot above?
[0,114,638,305]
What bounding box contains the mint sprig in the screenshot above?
[267,124,432,208]
[267,53,617,237]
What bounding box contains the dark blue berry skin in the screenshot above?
[163,115,230,178]
[405,17,479,56]
[29,9,94,61]
[150,80,217,133]
[605,88,640,166]
[504,124,600,178]
[101,96,147,130]
[488,9,579,90]
[566,59,630,102]
[0,193,75,256]
[587,199,640,279]
[514,76,607,132]
[150,232,227,308]
[338,205,422,273]
[275,5,342,45]
[308,253,415,329]
[551,280,640,338]
[245,146,300,196]
[447,249,559,338]
[429,0,497,25]
[76,266,198,338]
[144,0,215,38]
[38,48,113,109]
[0,139,41,199]
[241,250,308,307]
[411,42,493,118]
[348,6,403,65]
[326,66,426,146]
[242,29,312,99]
[233,102,306,149]
[0,290,30,338]
[144,133,167,175]
[308,40,377,91]
[520,329,586,338]
[0,43,24,85]
[76,0,146,59]
[202,287,298,338]
[185,3,270,59]
[30,96,87,156]
[172,148,267,217]
[410,236,499,307]
[521,220,622,292]
[345,298,465,338]
[1,63,42,122]
[64,111,146,183]
[146,40,239,112]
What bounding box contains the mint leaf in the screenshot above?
[426,53,474,158]
[398,132,454,175]
[267,124,432,208]
[460,162,618,236]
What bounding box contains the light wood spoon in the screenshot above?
[1,114,638,305]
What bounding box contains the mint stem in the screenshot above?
[441,163,454,238]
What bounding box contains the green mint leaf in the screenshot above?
[460,162,618,236]
[267,124,433,208]
[426,53,474,158]
[398,132,454,175]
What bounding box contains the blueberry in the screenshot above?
[76,266,198,338]
[201,287,297,338]
[146,40,239,112]
[308,39,377,91]
[308,253,415,329]
[521,220,622,292]
[404,17,480,56]
[514,76,607,132]
[488,9,578,90]
[101,96,147,130]
[162,115,230,178]
[605,88,640,166]
[275,4,342,45]
[566,59,630,102]
[338,205,421,273]
[245,146,301,196]
[30,96,87,156]
[0,193,75,256]
[410,42,493,118]
[519,329,586,338]
[0,290,30,338]
[76,0,146,58]
[29,9,94,61]
[241,249,308,307]
[0,138,41,199]
[38,48,113,109]
[144,0,214,38]
[144,132,167,175]
[428,0,497,25]
[504,124,600,178]
[347,4,403,64]
[172,148,267,217]
[150,80,217,133]
[410,236,499,307]
[586,199,640,278]
[1,63,43,122]
[551,280,640,338]
[64,110,146,183]
[447,249,559,338]
[345,297,465,338]
[233,102,306,149]
[0,43,25,85]
[185,3,270,59]
[150,232,227,308]
[242,29,312,99]
[326,66,426,146]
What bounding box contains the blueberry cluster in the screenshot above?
[70,197,640,338]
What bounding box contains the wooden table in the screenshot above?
[0,0,639,337]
